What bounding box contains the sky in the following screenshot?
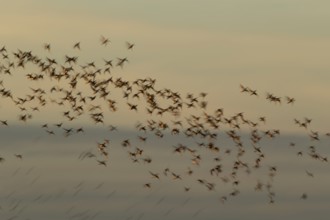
[0,1,330,219]
[0,0,330,132]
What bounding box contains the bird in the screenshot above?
[14,154,23,159]
[143,183,151,189]
[0,120,8,126]
[100,35,110,46]
[305,170,314,177]
[43,43,51,52]
[117,57,128,68]
[149,171,160,179]
[97,160,107,166]
[285,96,295,104]
[184,187,190,192]
[126,41,135,50]
[73,42,81,50]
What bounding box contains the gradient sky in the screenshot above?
[1,0,330,132]
[1,1,330,219]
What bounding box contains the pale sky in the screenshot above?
[1,0,330,133]
[1,1,330,219]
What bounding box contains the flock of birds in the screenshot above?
[0,36,329,219]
